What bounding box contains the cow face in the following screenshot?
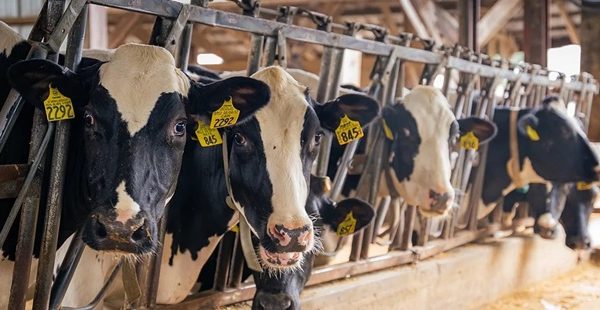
[382,86,496,217]
[8,44,270,254]
[518,97,599,182]
[561,185,596,250]
[227,66,378,270]
[252,179,374,310]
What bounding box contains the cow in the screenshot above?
[502,182,597,249]
[252,176,374,310]
[147,66,380,304]
[478,97,599,231]
[1,36,271,307]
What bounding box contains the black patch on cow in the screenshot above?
[382,104,421,181]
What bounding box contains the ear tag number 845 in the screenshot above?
[195,120,222,147]
[335,115,364,145]
[43,85,75,122]
[337,212,357,237]
[460,131,479,150]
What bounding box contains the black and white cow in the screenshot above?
[478,97,599,225]
[1,38,270,306]
[153,66,380,304]
[252,176,374,310]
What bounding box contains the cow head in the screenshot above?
[8,44,270,254]
[382,86,496,217]
[518,96,599,182]
[252,177,374,310]
[227,66,378,270]
[561,184,596,250]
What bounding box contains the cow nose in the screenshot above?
[82,212,154,253]
[254,292,293,310]
[267,224,313,253]
[429,190,453,212]
[566,236,592,250]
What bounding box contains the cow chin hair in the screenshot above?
[256,249,305,278]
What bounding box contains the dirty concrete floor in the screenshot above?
[481,261,600,310]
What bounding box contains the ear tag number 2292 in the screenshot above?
[210,97,240,129]
[335,115,364,145]
[44,85,75,122]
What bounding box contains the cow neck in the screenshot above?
[221,133,263,272]
[508,108,526,188]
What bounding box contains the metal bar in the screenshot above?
[49,231,85,310]
[214,233,235,291]
[32,5,88,309]
[0,123,54,249]
[86,0,598,93]
[61,260,124,310]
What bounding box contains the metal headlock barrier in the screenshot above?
[0,0,598,309]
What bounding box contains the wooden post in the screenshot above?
[523,0,549,66]
[581,3,600,140]
[458,0,479,51]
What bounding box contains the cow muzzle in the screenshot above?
[420,190,454,217]
[82,211,155,254]
[253,292,296,310]
[565,235,592,250]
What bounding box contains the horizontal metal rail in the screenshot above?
[88,0,597,93]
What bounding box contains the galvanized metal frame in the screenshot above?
[1,0,598,309]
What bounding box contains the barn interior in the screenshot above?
[1,0,600,309]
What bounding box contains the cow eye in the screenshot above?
[314,131,324,145]
[233,133,246,146]
[84,112,94,127]
[174,121,186,136]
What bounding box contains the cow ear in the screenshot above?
[8,59,89,111]
[321,198,374,235]
[517,113,541,141]
[457,117,497,145]
[315,94,380,132]
[187,76,270,121]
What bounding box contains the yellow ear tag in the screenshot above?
[460,131,479,150]
[576,182,594,191]
[210,97,240,129]
[43,85,75,122]
[382,119,394,141]
[335,115,364,145]
[230,224,239,233]
[336,212,357,237]
[526,125,540,141]
[195,120,222,147]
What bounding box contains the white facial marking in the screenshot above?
[0,21,24,55]
[99,43,190,136]
[537,212,558,229]
[250,67,312,228]
[395,86,456,210]
[114,181,140,223]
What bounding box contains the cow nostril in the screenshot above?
[95,219,108,239]
[131,221,147,242]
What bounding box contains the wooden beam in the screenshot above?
[556,0,580,44]
[581,3,600,140]
[523,0,549,66]
[380,5,400,35]
[409,0,443,43]
[398,0,431,40]
[477,0,522,47]
[434,4,459,43]
[108,14,142,48]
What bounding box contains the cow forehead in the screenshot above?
[251,66,311,134]
[98,43,190,136]
[403,86,454,138]
[0,21,23,54]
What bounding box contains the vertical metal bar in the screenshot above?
[49,232,85,309]
[400,205,417,250]
[32,6,87,309]
[228,236,245,288]
[213,233,235,291]
[177,24,193,70]
[247,34,264,75]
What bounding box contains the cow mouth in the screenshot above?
[258,246,303,269]
[418,206,451,218]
